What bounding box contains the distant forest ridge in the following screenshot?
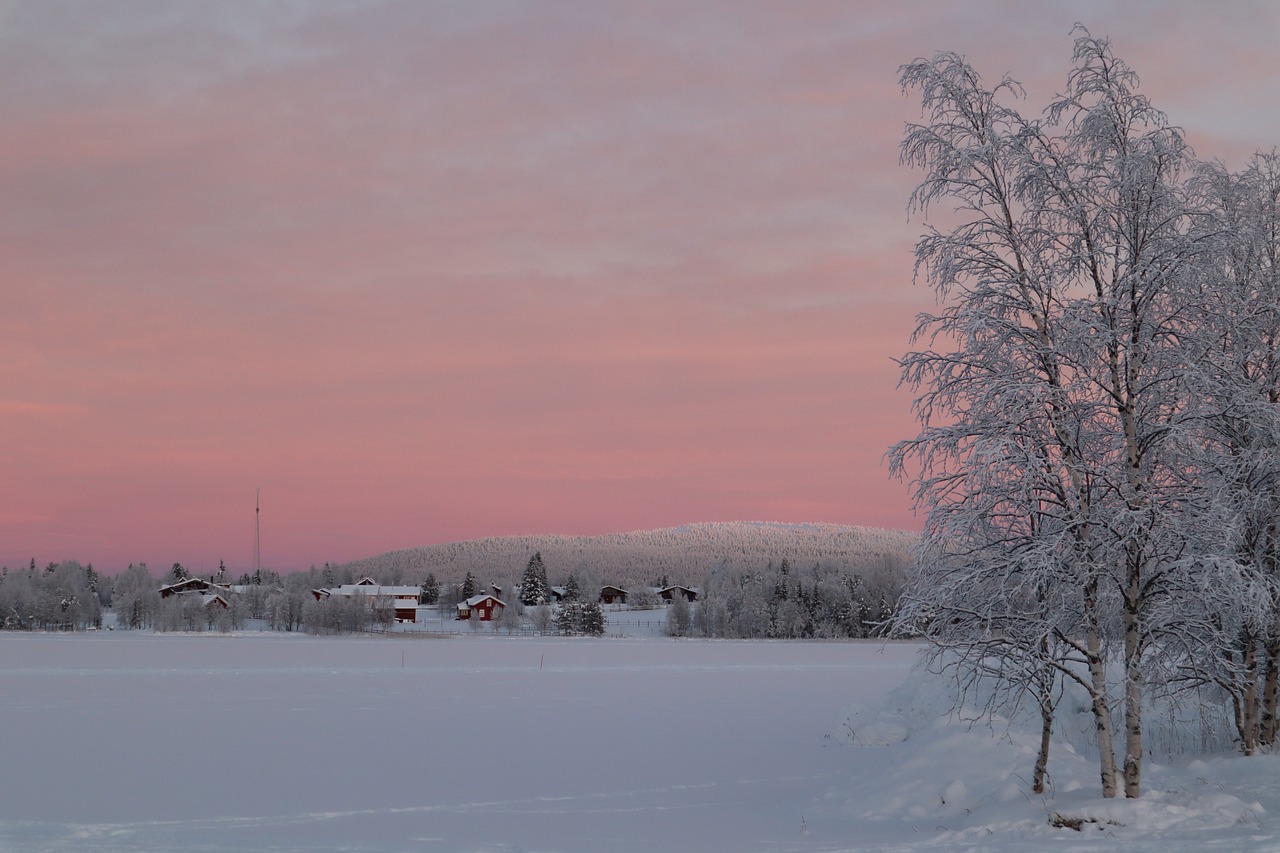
[337,521,919,589]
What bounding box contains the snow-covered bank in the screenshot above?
[0,633,1277,851]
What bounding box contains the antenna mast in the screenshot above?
[254,487,261,577]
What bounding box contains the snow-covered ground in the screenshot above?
[382,606,669,637]
[1,632,1277,852]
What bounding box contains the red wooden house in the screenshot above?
[456,594,505,621]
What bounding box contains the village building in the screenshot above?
[456,593,505,621]
[599,585,628,605]
[658,585,700,603]
[312,578,423,622]
[159,577,233,598]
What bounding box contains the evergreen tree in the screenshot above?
[520,552,549,605]
[419,573,440,605]
[171,563,188,581]
[556,601,582,634]
[581,601,605,636]
[563,573,582,602]
[460,571,478,599]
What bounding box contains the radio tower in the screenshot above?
[254,487,261,578]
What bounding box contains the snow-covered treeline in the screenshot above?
[7,523,916,637]
[889,28,1280,800]
[680,556,904,639]
[337,521,918,592]
[0,560,103,630]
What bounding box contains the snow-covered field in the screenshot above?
[385,607,669,637]
[1,633,1278,852]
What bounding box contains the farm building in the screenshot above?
[456,594,505,621]
[312,579,423,622]
[599,585,627,605]
[658,585,699,603]
[159,578,232,598]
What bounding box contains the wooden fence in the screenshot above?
[362,620,667,637]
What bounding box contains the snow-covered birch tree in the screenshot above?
[889,40,1120,797]
[1174,151,1280,755]
[891,28,1206,798]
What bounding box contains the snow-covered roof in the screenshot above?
[159,578,232,594]
[459,594,505,608]
[324,584,420,598]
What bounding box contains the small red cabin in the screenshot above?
[457,594,505,621]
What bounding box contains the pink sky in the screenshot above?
[4,1,1279,574]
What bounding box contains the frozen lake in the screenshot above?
[0,633,918,852]
[6,631,1280,852]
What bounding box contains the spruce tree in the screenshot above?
[419,573,440,605]
[556,601,582,635]
[460,571,478,599]
[520,553,549,605]
[581,601,605,636]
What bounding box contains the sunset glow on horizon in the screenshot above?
[5,2,1280,573]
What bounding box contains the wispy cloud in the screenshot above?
[2,1,1277,570]
[0,400,83,416]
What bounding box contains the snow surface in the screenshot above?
[1,633,1278,852]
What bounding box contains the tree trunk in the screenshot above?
[1123,656,1142,797]
[1089,654,1118,797]
[1240,629,1260,755]
[1123,561,1143,798]
[1263,527,1280,750]
[1260,636,1280,748]
[1034,688,1053,794]
[1085,575,1118,797]
[1032,636,1055,794]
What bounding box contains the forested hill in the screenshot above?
[336,522,918,589]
